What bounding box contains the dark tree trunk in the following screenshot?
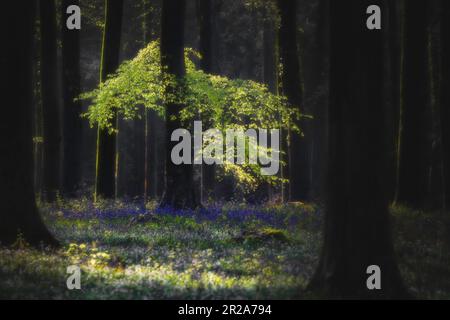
[263,11,277,94]
[62,0,82,197]
[143,0,154,44]
[426,0,444,210]
[0,2,58,246]
[396,0,431,208]
[159,0,200,209]
[277,0,311,201]
[143,0,161,200]
[133,114,146,200]
[95,0,124,200]
[32,14,44,198]
[143,0,153,201]
[306,0,329,200]
[383,0,402,203]
[441,0,450,209]
[40,0,61,203]
[117,118,145,200]
[144,108,165,201]
[263,7,278,201]
[309,0,407,298]
[197,0,215,201]
[145,110,163,200]
[198,0,212,73]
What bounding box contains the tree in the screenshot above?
[143,0,162,201]
[277,0,310,201]
[95,0,124,200]
[309,0,407,298]
[0,2,57,246]
[384,0,401,202]
[396,0,431,208]
[82,40,295,207]
[262,2,278,201]
[197,0,213,74]
[262,3,277,95]
[197,0,215,200]
[40,0,61,202]
[62,0,82,197]
[426,0,444,209]
[159,0,200,209]
[441,0,450,209]
[305,0,329,199]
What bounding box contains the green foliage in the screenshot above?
[81,41,301,192]
[234,226,290,244]
[82,41,298,132]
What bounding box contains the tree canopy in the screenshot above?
[82,40,302,192]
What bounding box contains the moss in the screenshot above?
[234,227,290,244]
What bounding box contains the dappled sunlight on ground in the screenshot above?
[2,201,450,299]
[0,201,320,299]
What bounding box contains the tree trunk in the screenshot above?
[159,0,200,209]
[277,0,311,201]
[32,14,44,198]
[306,0,329,200]
[197,0,215,201]
[309,0,407,298]
[426,0,444,210]
[396,0,431,208]
[441,0,450,209]
[143,0,161,201]
[40,0,61,203]
[62,0,82,197]
[95,0,124,200]
[384,0,401,203]
[263,11,277,94]
[198,0,212,73]
[0,2,58,246]
[134,113,146,200]
[263,7,278,201]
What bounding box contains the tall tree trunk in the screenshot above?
[32,14,44,198]
[62,0,82,197]
[143,0,161,200]
[396,0,431,208]
[95,0,124,200]
[309,0,407,298]
[383,0,401,203]
[0,2,57,246]
[277,0,310,201]
[198,0,212,73]
[159,0,200,209]
[441,0,450,209]
[427,0,444,210]
[263,10,277,94]
[263,7,278,201]
[40,0,61,203]
[133,114,146,200]
[306,0,329,200]
[197,0,215,201]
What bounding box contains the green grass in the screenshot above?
[1,201,450,299]
[0,202,320,299]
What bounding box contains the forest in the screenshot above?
[1,0,450,300]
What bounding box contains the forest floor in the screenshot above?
[0,200,450,299]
